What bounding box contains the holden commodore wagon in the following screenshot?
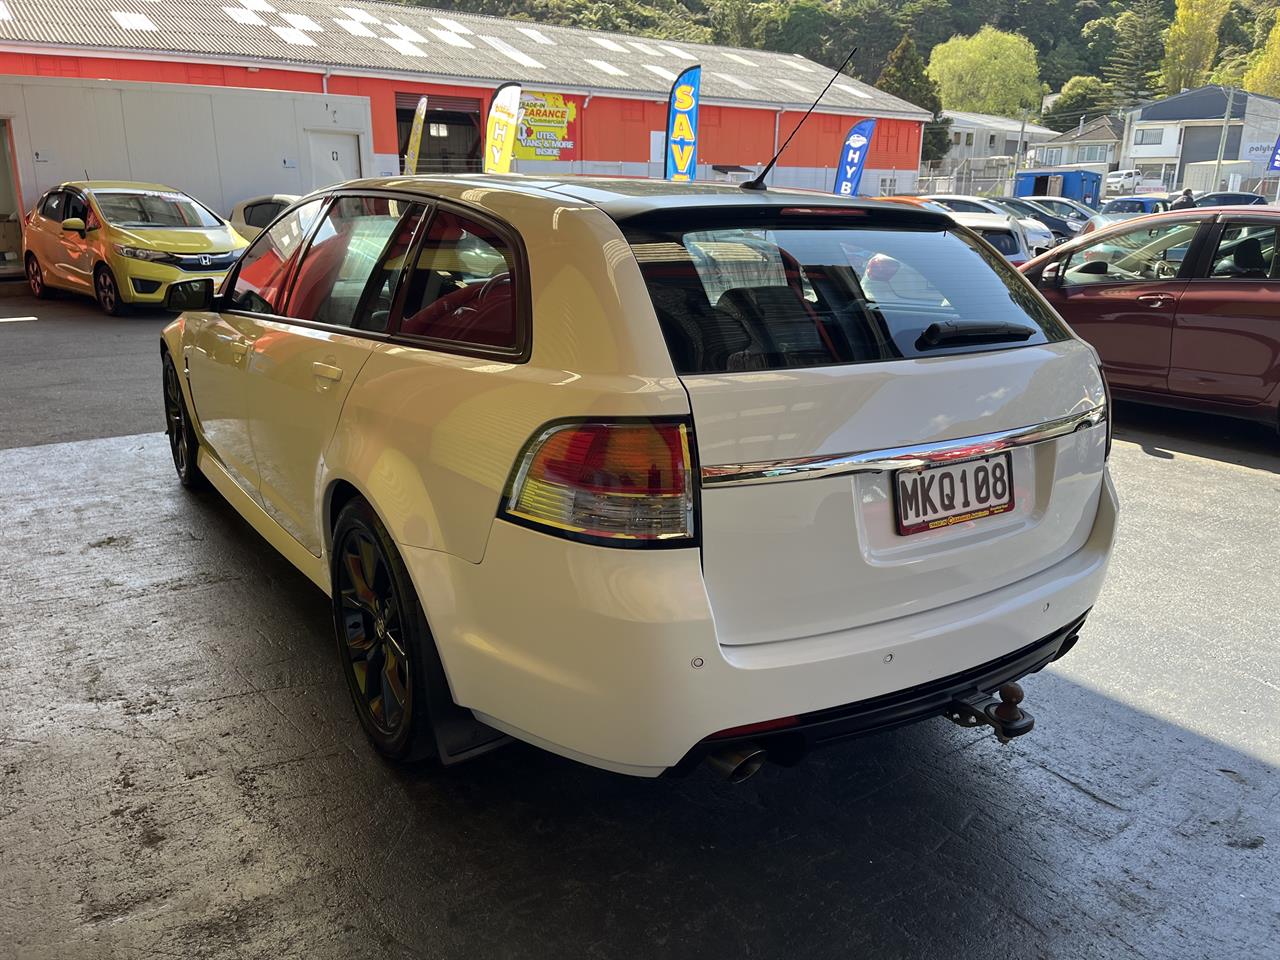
[160,176,1117,781]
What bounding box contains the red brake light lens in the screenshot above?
[503,420,696,545]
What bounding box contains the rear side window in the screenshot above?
[1208,223,1277,279]
[625,218,1068,373]
[286,196,423,331]
[228,197,325,315]
[395,209,520,351]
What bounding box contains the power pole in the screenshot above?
[1016,107,1029,171]
[1212,86,1235,192]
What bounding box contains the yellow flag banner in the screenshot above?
[484,82,523,174]
[403,96,428,175]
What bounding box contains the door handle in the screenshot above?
[1135,293,1175,308]
[312,361,343,382]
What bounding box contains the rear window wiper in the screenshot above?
[915,320,1036,351]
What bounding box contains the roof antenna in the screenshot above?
[741,46,858,191]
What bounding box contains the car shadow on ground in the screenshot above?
[1112,399,1278,473]
[2,434,1275,960]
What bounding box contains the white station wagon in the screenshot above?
[160,176,1118,781]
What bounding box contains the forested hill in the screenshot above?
[407,1,1142,88]
[412,1,1280,96]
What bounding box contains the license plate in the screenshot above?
[894,451,1014,536]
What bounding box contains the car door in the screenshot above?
[184,196,327,499]
[1036,217,1206,393]
[53,189,95,291]
[1169,218,1280,405]
[26,191,67,284]
[245,194,426,555]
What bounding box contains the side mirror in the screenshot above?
[1040,260,1064,287]
[165,278,216,312]
[61,217,86,234]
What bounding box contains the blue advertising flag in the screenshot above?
[665,66,701,181]
[833,119,877,196]
[1268,133,1280,173]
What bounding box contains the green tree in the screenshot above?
[834,0,905,81]
[1104,0,1167,107]
[927,26,1044,117]
[708,0,760,48]
[1243,17,1280,94]
[755,0,834,64]
[876,35,951,160]
[1041,75,1113,131]
[1161,0,1232,95]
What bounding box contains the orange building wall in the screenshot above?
[0,53,922,169]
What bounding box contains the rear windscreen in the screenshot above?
[625,220,1068,374]
[976,229,1019,256]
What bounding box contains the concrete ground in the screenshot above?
[0,294,1276,959]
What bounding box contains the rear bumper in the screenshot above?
[665,610,1089,776]
[404,469,1118,777]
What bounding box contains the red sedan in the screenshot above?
[1021,207,1280,430]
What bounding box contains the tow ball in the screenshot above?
[946,682,1034,744]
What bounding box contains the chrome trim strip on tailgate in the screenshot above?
[700,404,1107,488]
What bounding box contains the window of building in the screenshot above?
[1135,128,1163,145]
[1042,147,1063,165]
[964,132,974,146]
[229,197,326,315]
[428,123,449,138]
[396,210,521,351]
[988,134,996,147]
[286,196,425,331]
[1078,144,1108,162]
[878,177,898,195]
[952,132,961,145]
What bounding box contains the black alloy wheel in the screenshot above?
[162,352,201,487]
[26,254,50,299]
[94,264,127,315]
[332,498,437,762]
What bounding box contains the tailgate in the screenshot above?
[689,341,1107,645]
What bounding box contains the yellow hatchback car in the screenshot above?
[23,181,247,314]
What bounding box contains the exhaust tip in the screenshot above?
[705,745,768,783]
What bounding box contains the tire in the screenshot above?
[331,497,438,763]
[25,253,51,299]
[94,264,128,316]
[161,351,203,488]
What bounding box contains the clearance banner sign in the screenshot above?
[832,118,877,197]
[403,96,428,175]
[484,82,523,174]
[664,65,701,181]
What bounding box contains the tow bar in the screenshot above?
[946,681,1034,744]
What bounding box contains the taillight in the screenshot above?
[1102,372,1113,460]
[501,419,696,546]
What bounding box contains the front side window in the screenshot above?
[228,197,325,315]
[1062,221,1200,286]
[939,198,989,214]
[396,209,520,350]
[286,196,424,331]
[625,217,1069,373]
[64,192,88,223]
[93,191,223,228]
[40,191,66,221]
[1207,223,1277,279]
